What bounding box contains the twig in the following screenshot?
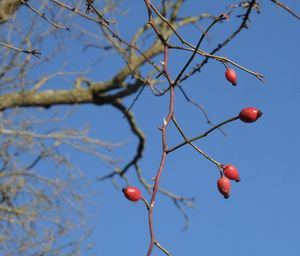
[168,116,239,153]
[172,116,222,169]
[177,85,226,136]
[85,0,110,25]
[270,0,300,20]
[0,41,41,57]
[20,0,70,31]
[49,0,105,23]
[154,240,172,256]
[123,83,146,116]
[111,100,145,176]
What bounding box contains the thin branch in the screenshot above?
[123,83,146,115]
[0,41,41,57]
[49,0,105,23]
[169,44,264,82]
[20,0,70,31]
[111,100,145,176]
[172,116,222,169]
[154,240,172,256]
[85,0,110,25]
[168,116,239,153]
[178,86,226,136]
[270,0,300,20]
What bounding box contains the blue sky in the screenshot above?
[11,1,300,255]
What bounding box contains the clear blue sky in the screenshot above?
[17,1,300,255]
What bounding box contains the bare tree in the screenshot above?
[0,0,299,255]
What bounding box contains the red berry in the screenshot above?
[122,186,142,202]
[239,107,262,123]
[223,164,240,182]
[217,176,231,199]
[225,68,237,86]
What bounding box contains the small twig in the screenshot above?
[50,0,106,23]
[168,116,239,153]
[173,199,189,231]
[178,85,226,136]
[0,41,41,57]
[111,100,145,176]
[154,240,172,256]
[96,99,145,180]
[21,0,70,31]
[270,0,300,20]
[85,0,94,14]
[85,0,111,25]
[123,83,146,117]
[171,117,222,169]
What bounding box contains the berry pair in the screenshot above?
[217,164,239,199]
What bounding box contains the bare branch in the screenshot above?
[270,0,300,20]
[0,41,41,57]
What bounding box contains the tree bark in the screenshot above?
[0,0,24,23]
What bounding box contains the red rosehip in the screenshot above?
[239,107,262,123]
[122,186,142,202]
[223,164,240,182]
[225,68,237,86]
[217,176,231,199]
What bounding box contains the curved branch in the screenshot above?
[97,99,145,180]
[111,100,145,176]
[270,0,300,20]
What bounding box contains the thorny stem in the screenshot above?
[144,1,175,255]
[172,117,222,169]
[142,1,232,255]
[146,52,174,256]
[167,116,239,153]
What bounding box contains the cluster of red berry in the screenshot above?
[122,70,263,202]
[217,106,262,198]
[217,164,239,199]
[122,107,262,202]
